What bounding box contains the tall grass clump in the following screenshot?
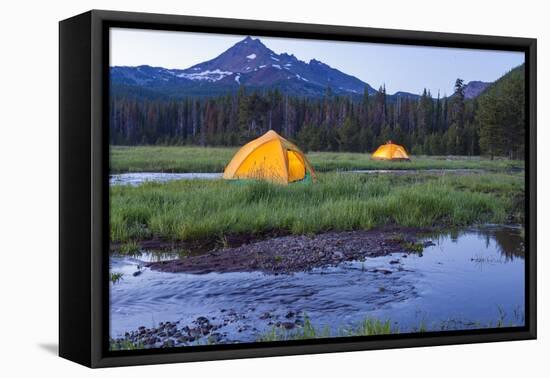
[259,316,394,342]
[352,318,393,336]
[259,316,331,342]
[109,338,144,350]
[110,172,523,243]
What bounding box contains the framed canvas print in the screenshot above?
[59,10,536,368]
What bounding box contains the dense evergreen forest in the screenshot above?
[110,65,525,158]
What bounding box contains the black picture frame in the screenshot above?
[59,9,537,368]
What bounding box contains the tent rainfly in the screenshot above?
[223,130,316,185]
[371,141,410,161]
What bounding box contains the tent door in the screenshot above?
[287,150,306,182]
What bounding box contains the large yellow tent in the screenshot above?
[223,130,316,184]
[372,141,410,161]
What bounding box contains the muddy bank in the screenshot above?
[145,229,432,275]
[111,230,289,255]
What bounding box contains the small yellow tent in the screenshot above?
[372,141,410,161]
[223,130,316,184]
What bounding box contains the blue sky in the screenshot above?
[110,28,524,95]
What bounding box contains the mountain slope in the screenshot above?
[463,80,491,99]
[110,36,377,99]
[476,64,524,100]
[110,36,501,102]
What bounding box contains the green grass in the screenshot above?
[258,311,523,342]
[402,241,425,254]
[109,338,144,351]
[118,240,140,254]
[351,318,394,336]
[110,146,524,173]
[110,272,124,284]
[110,172,524,243]
[109,310,524,349]
[307,151,523,172]
[109,304,524,348]
[259,316,331,342]
[258,316,394,342]
[259,318,394,342]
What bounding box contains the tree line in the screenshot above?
[110,65,525,158]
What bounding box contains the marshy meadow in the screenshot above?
[109,147,525,350]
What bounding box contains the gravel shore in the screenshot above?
[145,229,431,275]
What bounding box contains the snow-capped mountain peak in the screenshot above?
[111,36,377,97]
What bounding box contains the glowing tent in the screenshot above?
[223,130,316,185]
[371,141,410,161]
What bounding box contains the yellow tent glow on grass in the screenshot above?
[371,141,410,161]
[223,130,316,185]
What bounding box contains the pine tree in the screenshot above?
[448,78,467,154]
[109,66,524,157]
[478,66,524,159]
[338,116,361,152]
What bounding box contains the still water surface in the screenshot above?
[110,169,495,186]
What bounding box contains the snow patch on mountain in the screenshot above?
[177,69,233,82]
[246,53,256,60]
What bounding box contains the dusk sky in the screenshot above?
[110,28,524,96]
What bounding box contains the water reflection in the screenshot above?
[110,172,222,186]
[486,227,525,260]
[428,226,524,261]
[110,225,525,342]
